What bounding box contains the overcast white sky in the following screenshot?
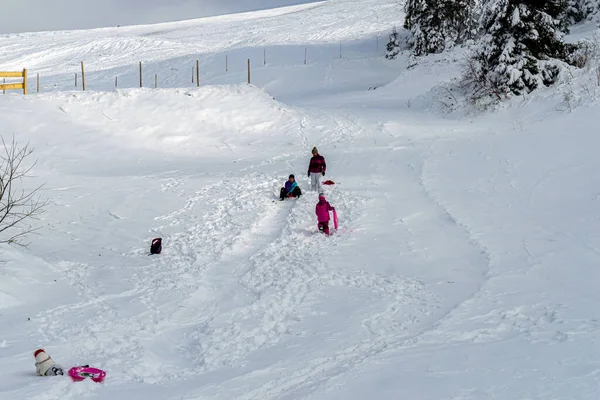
[0,0,321,34]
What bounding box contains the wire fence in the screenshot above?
[0,33,393,95]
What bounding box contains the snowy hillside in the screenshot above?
[1,0,600,399]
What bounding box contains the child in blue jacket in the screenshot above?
[280,174,302,200]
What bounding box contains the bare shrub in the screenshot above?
[0,136,46,247]
[557,89,575,112]
[459,51,504,110]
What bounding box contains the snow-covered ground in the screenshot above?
[1,0,600,399]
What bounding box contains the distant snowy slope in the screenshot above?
[0,0,399,73]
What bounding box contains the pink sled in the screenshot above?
[333,209,338,230]
[68,366,106,383]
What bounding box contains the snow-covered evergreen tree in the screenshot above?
[560,0,600,25]
[386,28,401,59]
[449,0,480,42]
[582,0,600,21]
[403,0,477,56]
[465,0,572,97]
[562,0,586,24]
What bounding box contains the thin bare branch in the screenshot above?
[0,135,46,247]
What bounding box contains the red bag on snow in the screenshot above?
[150,238,162,254]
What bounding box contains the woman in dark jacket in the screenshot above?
[307,147,326,191]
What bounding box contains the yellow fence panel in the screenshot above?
[0,71,25,78]
[0,83,24,91]
[0,69,27,94]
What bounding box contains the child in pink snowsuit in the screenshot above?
[316,193,335,235]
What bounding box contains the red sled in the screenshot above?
[322,180,335,185]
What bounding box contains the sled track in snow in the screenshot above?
[227,123,498,399]
[176,185,376,374]
[31,111,486,398]
[35,172,289,385]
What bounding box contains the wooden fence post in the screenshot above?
[2,78,5,94]
[155,74,158,89]
[247,59,251,84]
[304,48,307,64]
[196,60,199,87]
[75,73,77,88]
[23,69,28,95]
[36,73,39,93]
[81,62,86,91]
[115,76,118,88]
[139,62,142,88]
